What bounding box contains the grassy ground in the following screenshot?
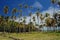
[0,32,60,40]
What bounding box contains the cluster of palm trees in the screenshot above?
[0,0,60,33]
[0,4,37,33]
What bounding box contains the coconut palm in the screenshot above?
[51,0,56,16]
[23,4,28,32]
[18,9,22,33]
[11,8,17,32]
[4,6,9,14]
[19,4,22,8]
[12,8,17,22]
[3,6,9,34]
[0,15,4,31]
[19,4,23,33]
[36,8,40,24]
[23,16,26,32]
[40,14,44,25]
[28,22,35,31]
[24,4,28,8]
[29,12,32,32]
[12,8,17,17]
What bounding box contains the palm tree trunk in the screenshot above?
[23,22,25,33]
[29,17,31,32]
[19,21,20,33]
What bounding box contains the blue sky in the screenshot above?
[0,0,55,16]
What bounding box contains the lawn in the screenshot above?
[0,32,60,40]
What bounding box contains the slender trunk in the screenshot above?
[19,17,21,33]
[29,17,31,32]
[24,23,26,33]
[3,15,6,36]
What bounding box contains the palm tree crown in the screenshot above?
[4,6,9,14]
[24,4,28,8]
[51,0,56,4]
[12,8,17,14]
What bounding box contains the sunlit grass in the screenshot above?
[0,32,60,40]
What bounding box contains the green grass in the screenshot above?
[0,36,13,40]
[0,32,60,40]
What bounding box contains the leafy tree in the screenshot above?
[45,17,56,31]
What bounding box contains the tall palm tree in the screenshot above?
[23,4,28,32]
[36,8,40,25]
[18,10,22,33]
[23,16,26,32]
[4,6,9,14]
[29,12,32,32]
[0,15,4,31]
[51,0,56,16]
[11,8,17,32]
[19,4,23,33]
[12,8,17,22]
[28,6,33,32]
[12,8,17,17]
[3,6,9,34]
[40,14,44,25]
[28,22,35,31]
[5,16,10,31]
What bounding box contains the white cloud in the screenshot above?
[32,1,43,9]
[42,6,59,16]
